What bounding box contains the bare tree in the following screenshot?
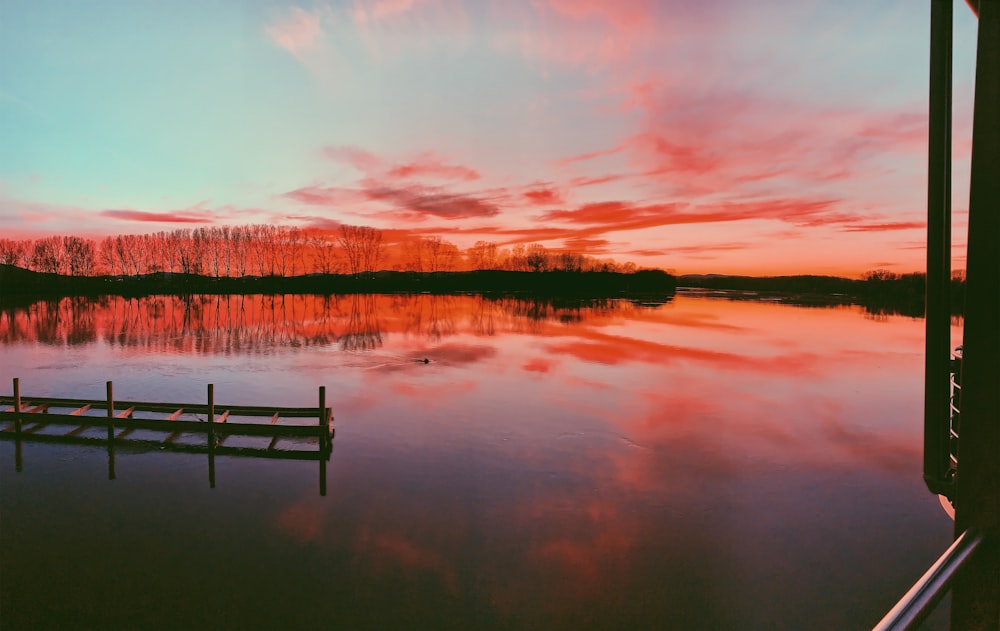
[468,240,499,270]
[30,236,64,273]
[556,251,584,272]
[0,239,30,267]
[231,226,249,276]
[359,226,384,275]
[525,243,550,272]
[402,238,427,272]
[426,237,461,271]
[98,237,117,274]
[310,231,339,274]
[63,236,95,276]
[339,225,383,276]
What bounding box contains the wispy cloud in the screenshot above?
[324,145,480,181]
[384,155,480,181]
[266,6,323,61]
[840,221,924,233]
[522,185,563,206]
[100,209,214,223]
[363,183,500,220]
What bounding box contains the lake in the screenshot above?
[0,292,958,629]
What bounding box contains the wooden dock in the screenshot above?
[0,378,335,495]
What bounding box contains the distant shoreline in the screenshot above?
[0,265,677,299]
[677,273,964,317]
[0,264,964,317]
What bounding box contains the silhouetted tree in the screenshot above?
[30,236,64,273]
[339,224,383,276]
[0,239,29,267]
[63,236,95,276]
[467,240,500,270]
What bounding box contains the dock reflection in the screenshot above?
[4,427,332,495]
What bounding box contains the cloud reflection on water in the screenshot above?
[1,293,952,628]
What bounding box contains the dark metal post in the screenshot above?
[952,0,1000,627]
[924,0,953,497]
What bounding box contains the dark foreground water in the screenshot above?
[0,293,957,629]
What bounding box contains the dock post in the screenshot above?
[318,386,327,452]
[208,384,215,432]
[13,377,21,437]
[207,384,215,489]
[13,378,22,471]
[106,381,115,480]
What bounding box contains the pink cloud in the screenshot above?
[266,6,322,60]
[366,0,418,21]
[523,186,563,205]
[284,184,364,207]
[323,145,383,173]
[622,85,929,198]
[323,145,480,182]
[351,0,471,58]
[385,154,480,181]
[100,209,213,223]
[492,0,657,69]
[840,221,925,233]
[364,184,501,220]
[556,145,626,167]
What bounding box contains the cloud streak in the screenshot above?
[364,184,500,220]
[100,209,214,223]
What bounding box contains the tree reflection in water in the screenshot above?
[0,294,661,353]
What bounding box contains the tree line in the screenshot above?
[0,224,641,278]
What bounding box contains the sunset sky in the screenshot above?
[0,1,980,276]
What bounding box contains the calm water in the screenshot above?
[0,293,957,629]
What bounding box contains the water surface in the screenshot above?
[0,293,955,628]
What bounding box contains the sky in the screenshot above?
[0,0,981,277]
